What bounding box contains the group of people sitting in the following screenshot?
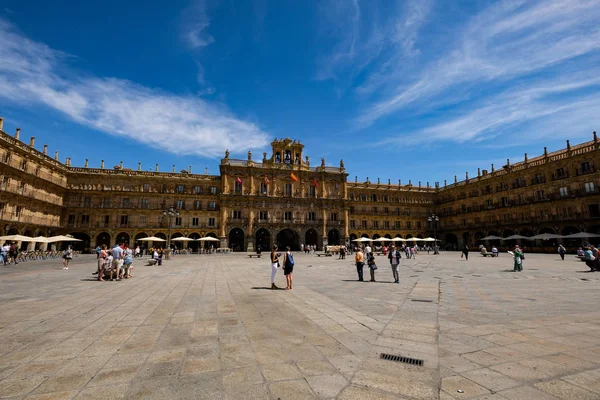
[580,245,600,271]
[94,243,134,281]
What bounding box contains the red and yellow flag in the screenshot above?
[264,174,270,184]
[236,177,242,184]
[313,178,318,187]
[290,173,298,182]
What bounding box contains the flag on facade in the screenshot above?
[264,174,270,184]
[313,178,318,187]
[290,173,298,182]
[237,177,242,184]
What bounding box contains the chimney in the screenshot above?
[399,179,402,186]
[248,151,252,161]
[409,179,412,186]
[65,158,71,167]
[524,153,528,162]
[418,181,421,188]
[544,147,548,157]
[466,171,469,180]
[172,164,175,173]
[189,165,192,174]
[29,137,35,147]
[482,169,488,176]
[54,150,59,161]
[155,163,159,172]
[477,168,481,177]
[138,162,141,171]
[355,176,358,183]
[566,140,571,150]
[101,160,105,169]
[84,159,88,168]
[388,178,391,185]
[0,117,3,131]
[15,128,21,140]
[43,145,48,155]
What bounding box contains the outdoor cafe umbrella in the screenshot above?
[197,237,220,242]
[170,237,194,241]
[30,236,52,243]
[138,236,166,242]
[391,237,406,242]
[501,234,532,241]
[0,234,34,242]
[480,235,503,241]
[351,237,373,242]
[529,233,564,240]
[46,235,82,242]
[421,237,438,242]
[562,232,600,239]
[374,237,391,242]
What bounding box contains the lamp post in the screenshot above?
[428,214,439,254]
[163,206,180,257]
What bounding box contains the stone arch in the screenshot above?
[474,231,485,241]
[188,232,201,252]
[562,226,580,247]
[384,234,392,239]
[69,232,91,252]
[361,233,369,238]
[153,232,167,240]
[395,234,403,238]
[7,227,19,235]
[520,228,535,238]
[445,233,458,250]
[202,232,219,249]
[406,234,413,239]
[277,228,300,251]
[327,229,341,245]
[349,233,358,242]
[372,233,380,240]
[503,229,515,238]
[134,232,148,243]
[538,227,556,234]
[305,229,319,248]
[255,228,271,252]
[96,232,111,248]
[116,232,130,245]
[229,228,245,252]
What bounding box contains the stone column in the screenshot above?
[249,174,255,195]
[321,208,327,251]
[343,208,350,241]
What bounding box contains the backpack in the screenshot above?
[9,244,16,253]
[285,253,294,268]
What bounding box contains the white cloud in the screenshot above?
[182,1,215,49]
[0,20,268,157]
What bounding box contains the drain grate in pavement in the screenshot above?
[380,353,424,366]
[411,299,433,303]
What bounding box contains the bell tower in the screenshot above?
[266,138,305,166]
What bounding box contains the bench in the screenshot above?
[316,253,332,257]
[247,254,261,258]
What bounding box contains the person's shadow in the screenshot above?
[251,286,285,290]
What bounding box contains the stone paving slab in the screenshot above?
[1,252,600,399]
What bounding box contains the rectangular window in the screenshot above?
[177,200,184,209]
[585,182,596,193]
[15,206,22,217]
[330,213,338,221]
[555,168,566,178]
[177,184,185,194]
[194,200,201,210]
[68,214,76,225]
[536,190,545,200]
[232,210,242,219]
[349,206,355,214]
[395,221,401,229]
[81,215,89,225]
[143,183,150,192]
[383,207,389,214]
[192,217,199,226]
[208,217,215,227]
[161,184,167,193]
[372,206,377,213]
[175,217,182,226]
[589,204,600,218]
[406,221,412,229]
[259,211,269,220]
[417,221,421,229]
[139,215,146,224]
[193,186,202,194]
[122,198,130,208]
[285,183,292,197]
[284,211,293,221]
[350,220,356,228]
[210,186,217,195]
[581,161,592,173]
[120,215,128,226]
[83,196,91,207]
[103,215,110,225]
[501,197,509,207]
[559,187,568,197]
[234,181,242,193]
[309,185,316,198]
[141,198,149,209]
[208,201,216,209]
[307,212,316,221]
[260,182,268,195]
[406,209,411,216]
[373,221,379,229]
[102,198,110,208]
[361,220,367,228]
[384,221,390,228]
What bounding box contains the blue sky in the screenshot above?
[1,0,599,184]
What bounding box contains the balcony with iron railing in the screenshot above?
[0,182,64,206]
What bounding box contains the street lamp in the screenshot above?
[162,206,180,255]
[428,214,439,254]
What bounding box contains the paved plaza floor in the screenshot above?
[1,251,599,399]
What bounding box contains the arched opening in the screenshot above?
[255,228,271,252]
[349,233,358,242]
[406,234,413,239]
[228,228,245,252]
[384,234,392,239]
[416,234,424,239]
[327,229,340,245]
[562,226,580,248]
[96,232,111,248]
[474,232,485,242]
[116,232,130,246]
[305,229,318,248]
[372,233,380,240]
[154,232,167,240]
[361,233,369,238]
[445,233,458,251]
[277,229,300,251]
[21,230,34,251]
[395,234,403,238]
[70,232,91,252]
[188,232,201,252]
[487,230,500,237]
[7,227,19,235]
[203,232,220,250]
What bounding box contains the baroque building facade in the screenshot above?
[0,117,599,252]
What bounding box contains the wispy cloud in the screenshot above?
[0,20,268,157]
[182,0,215,49]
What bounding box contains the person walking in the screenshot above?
[122,244,133,278]
[513,245,523,272]
[62,245,73,269]
[270,245,280,289]
[8,242,19,265]
[110,242,124,281]
[558,244,566,261]
[96,244,108,281]
[282,246,294,290]
[355,247,365,281]
[388,245,401,283]
[462,245,469,261]
[1,243,8,265]
[367,252,377,282]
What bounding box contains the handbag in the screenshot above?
[371,264,377,270]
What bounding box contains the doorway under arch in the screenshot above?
[349,233,358,242]
[305,229,318,248]
[116,232,130,245]
[328,229,340,245]
[255,228,271,252]
[229,228,245,252]
[278,229,300,251]
[96,232,111,248]
[70,232,91,252]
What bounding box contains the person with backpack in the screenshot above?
[8,242,19,265]
[388,245,401,284]
[558,244,566,261]
[282,246,294,290]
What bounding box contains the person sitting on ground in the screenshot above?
[492,246,499,257]
[577,247,584,257]
[583,246,597,272]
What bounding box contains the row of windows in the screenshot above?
[230,211,339,221]
[67,214,217,227]
[349,206,412,215]
[349,220,421,229]
[85,197,217,210]
[233,182,318,197]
